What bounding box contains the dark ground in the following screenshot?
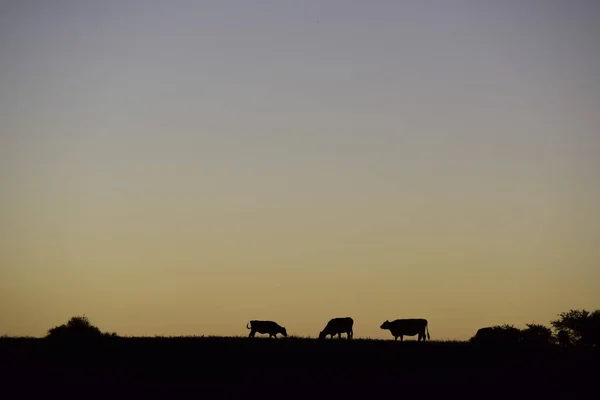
[1,337,598,399]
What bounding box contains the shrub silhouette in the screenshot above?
[550,309,600,345]
[46,315,106,341]
[469,324,521,344]
[575,310,600,346]
[520,323,554,345]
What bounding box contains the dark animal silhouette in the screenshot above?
[319,317,354,340]
[246,320,287,338]
[471,326,521,344]
[557,330,571,347]
[380,318,430,342]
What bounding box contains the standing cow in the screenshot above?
[319,317,354,340]
[246,320,287,338]
[380,318,430,342]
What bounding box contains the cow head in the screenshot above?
[380,320,391,330]
[318,330,327,340]
[280,327,288,337]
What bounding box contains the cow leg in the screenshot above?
[249,330,256,338]
[400,335,404,342]
[394,336,398,341]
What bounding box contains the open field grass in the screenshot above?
[1,336,598,399]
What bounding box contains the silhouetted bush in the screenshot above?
[551,309,600,346]
[577,310,600,346]
[520,323,554,345]
[46,315,105,342]
[551,309,589,341]
[470,324,521,344]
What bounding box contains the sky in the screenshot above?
[1,0,599,340]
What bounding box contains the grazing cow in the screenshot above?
[319,317,354,340]
[470,325,521,344]
[380,319,430,342]
[557,330,571,347]
[246,320,287,338]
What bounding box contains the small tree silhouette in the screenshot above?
[550,309,599,344]
[46,315,104,341]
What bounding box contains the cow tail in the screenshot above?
[426,323,431,341]
[246,322,251,330]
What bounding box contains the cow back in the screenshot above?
[250,320,282,333]
[389,319,427,335]
[324,317,353,334]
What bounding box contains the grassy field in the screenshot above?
[1,336,598,399]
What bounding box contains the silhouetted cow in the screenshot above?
[319,317,354,340]
[380,319,430,342]
[246,320,287,338]
[557,330,571,347]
